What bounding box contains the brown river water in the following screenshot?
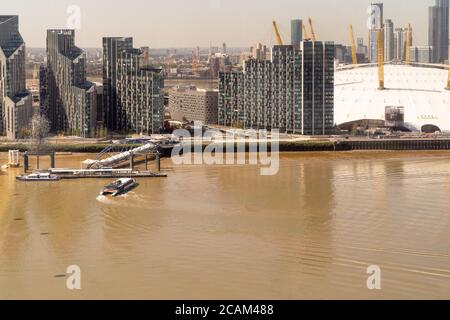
[0,152,449,300]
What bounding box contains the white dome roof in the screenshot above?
[335,65,450,131]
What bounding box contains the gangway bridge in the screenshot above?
[83,140,176,170]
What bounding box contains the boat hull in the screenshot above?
[16,176,61,182]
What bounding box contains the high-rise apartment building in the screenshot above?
[0,16,32,139]
[102,37,133,131]
[106,42,164,134]
[219,42,334,135]
[301,41,335,135]
[384,19,395,62]
[429,0,449,63]
[40,30,97,137]
[291,19,303,48]
[369,2,384,63]
[218,72,244,128]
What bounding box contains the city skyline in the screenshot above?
[3,0,438,48]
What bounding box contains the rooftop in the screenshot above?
[0,15,16,24]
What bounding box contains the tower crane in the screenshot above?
[308,18,316,41]
[406,24,412,65]
[377,17,385,90]
[349,24,358,65]
[303,22,310,41]
[192,51,198,74]
[272,20,284,46]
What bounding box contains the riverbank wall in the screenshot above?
[1,139,450,154]
[181,139,450,152]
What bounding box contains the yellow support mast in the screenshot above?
[308,18,316,41]
[377,17,385,90]
[349,24,358,65]
[405,24,412,65]
[272,20,284,46]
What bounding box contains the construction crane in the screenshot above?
[349,24,358,65]
[272,20,284,45]
[377,17,385,90]
[405,24,412,65]
[303,22,310,41]
[308,18,316,41]
[192,51,198,74]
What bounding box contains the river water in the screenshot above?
[0,152,449,299]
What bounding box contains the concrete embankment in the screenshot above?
[1,139,450,154]
[180,139,450,152]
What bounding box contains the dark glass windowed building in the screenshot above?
[40,29,97,137]
[429,0,449,63]
[102,37,133,131]
[103,37,164,134]
[219,41,334,135]
[0,15,32,139]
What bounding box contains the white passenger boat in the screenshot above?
[100,178,137,197]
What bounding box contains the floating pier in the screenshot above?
[48,168,167,180]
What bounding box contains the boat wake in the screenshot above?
[96,192,149,207]
[96,195,113,204]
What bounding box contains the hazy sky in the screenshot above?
[3,0,435,48]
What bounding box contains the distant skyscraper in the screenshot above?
[251,43,268,60]
[41,30,97,137]
[222,42,227,54]
[102,37,133,131]
[394,28,412,62]
[410,46,434,63]
[356,38,368,59]
[291,19,303,48]
[429,0,449,63]
[384,19,395,62]
[334,44,350,64]
[0,16,32,139]
[219,42,334,135]
[394,28,404,61]
[368,2,384,63]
